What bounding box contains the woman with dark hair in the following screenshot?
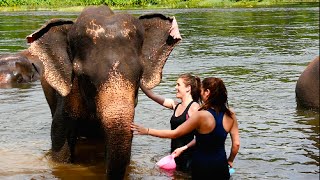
[140,73,201,172]
[133,77,240,179]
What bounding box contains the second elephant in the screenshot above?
[0,51,40,87]
[295,56,319,110]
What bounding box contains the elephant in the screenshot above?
[26,5,181,179]
[0,51,40,87]
[295,56,319,110]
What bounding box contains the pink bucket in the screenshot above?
[156,155,176,170]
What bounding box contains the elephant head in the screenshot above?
[0,53,40,86]
[26,5,181,179]
[295,56,319,110]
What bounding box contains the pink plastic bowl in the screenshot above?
[156,155,176,170]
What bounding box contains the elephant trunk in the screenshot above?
[104,122,133,179]
[96,74,136,179]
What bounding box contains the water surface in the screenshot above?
[0,5,319,179]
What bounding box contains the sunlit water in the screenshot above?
[0,5,319,180]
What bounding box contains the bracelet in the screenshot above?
[147,128,149,135]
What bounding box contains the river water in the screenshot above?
[0,4,319,180]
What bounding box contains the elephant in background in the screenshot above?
[295,56,319,110]
[0,50,40,87]
[26,5,181,179]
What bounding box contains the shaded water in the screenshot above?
[0,5,319,180]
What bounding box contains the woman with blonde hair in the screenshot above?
[140,73,201,172]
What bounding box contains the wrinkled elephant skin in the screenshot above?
[295,56,319,110]
[26,5,181,179]
[0,50,40,87]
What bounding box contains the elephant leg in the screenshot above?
[51,81,84,163]
[51,111,72,162]
[51,109,78,163]
[96,77,136,179]
[41,78,57,116]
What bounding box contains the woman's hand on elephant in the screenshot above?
[131,123,149,135]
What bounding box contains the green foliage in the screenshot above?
[103,0,150,7]
[0,0,165,7]
[0,0,319,8]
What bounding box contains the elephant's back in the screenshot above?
[295,56,319,109]
[0,54,22,67]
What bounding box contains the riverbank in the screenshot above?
[0,0,319,12]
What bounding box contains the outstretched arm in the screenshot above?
[228,112,240,167]
[140,83,176,109]
[131,111,203,138]
[171,138,196,158]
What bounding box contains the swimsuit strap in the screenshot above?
[173,101,195,119]
[173,102,181,113]
[185,101,195,119]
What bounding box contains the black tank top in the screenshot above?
[170,101,196,152]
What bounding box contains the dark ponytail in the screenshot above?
[199,77,232,117]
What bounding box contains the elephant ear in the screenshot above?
[27,19,74,96]
[139,14,182,89]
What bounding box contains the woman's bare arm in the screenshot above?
[172,138,196,157]
[228,112,240,167]
[131,111,204,139]
[140,84,176,109]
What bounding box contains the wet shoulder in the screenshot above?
[190,102,200,111]
[187,102,200,116]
